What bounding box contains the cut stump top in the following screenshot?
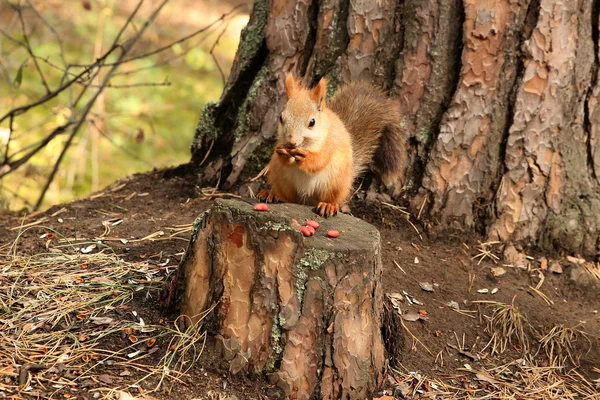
[213,199,380,253]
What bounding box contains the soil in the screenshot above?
[1,168,599,399]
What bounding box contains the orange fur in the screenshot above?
[260,72,407,216]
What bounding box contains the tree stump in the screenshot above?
[170,199,386,399]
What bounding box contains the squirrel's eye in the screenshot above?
[308,118,315,128]
[279,114,284,124]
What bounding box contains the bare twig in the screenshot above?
[33,0,171,210]
[210,22,229,87]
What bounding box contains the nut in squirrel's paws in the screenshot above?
[275,145,291,157]
[316,202,339,217]
[257,190,280,203]
[289,147,308,162]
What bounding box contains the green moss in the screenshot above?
[190,211,208,242]
[236,0,269,73]
[261,220,290,231]
[192,101,219,154]
[234,64,269,140]
[298,248,332,270]
[266,313,284,372]
[295,267,308,304]
[294,248,334,303]
[246,142,274,174]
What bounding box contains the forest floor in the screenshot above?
[0,169,599,399]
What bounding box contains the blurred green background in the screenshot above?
[0,0,250,211]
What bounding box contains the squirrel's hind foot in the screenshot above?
[316,202,339,217]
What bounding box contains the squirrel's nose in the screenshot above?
[283,142,296,149]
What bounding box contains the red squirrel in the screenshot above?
[258,73,407,216]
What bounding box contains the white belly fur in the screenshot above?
[283,161,340,205]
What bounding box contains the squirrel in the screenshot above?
[258,73,408,216]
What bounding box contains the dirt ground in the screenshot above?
[1,168,599,399]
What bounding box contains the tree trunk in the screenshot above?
[191,0,600,256]
[168,199,387,399]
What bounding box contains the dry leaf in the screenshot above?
[117,392,137,400]
[90,316,113,325]
[491,266,506,277]
[550,262,563,274]
[402,311,421,322]
[419,282,434,292]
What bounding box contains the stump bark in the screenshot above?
[171,199,386,399]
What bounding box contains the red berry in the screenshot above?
[306,225,315,235]
[306,220,320,229]
[326,230,340,238]
[300,226,312,237]
[254,203,269,211]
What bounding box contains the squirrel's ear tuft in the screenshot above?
[310,77,327,110]
[285,73,299,98]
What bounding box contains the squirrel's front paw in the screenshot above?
[275,145,295,165]
[289,147,309,163]
[257,189,280,203]
[275,145,291,157]
[316,202,339,217]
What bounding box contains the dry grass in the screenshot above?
[390,356,599,399]
[538,324,590,367]
[474,299,531,355]
[0,230,207,398]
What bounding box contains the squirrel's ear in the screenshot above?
[310,77,327,110]
[285,73,299,98]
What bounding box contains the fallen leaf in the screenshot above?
[97,374,113,384]
[81,244,95,254]
[90,317,113,325]
[475,369,500,387]
[550,262,563,274]
[491,266,506,277]
[419,282,434,292]
[540,257,548,270]
[402,311,421,322]
[387,293,404,309]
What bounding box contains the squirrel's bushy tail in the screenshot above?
[328,81,408,190]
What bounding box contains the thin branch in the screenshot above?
[80,80,171,89]
[113,0,145,45]
[0,122,73,179]
[25,0,68,69]
[72,5,244,68]
[210,22,229,87]
[0,44,121,124]
[34,0,171,210]
[14,1,51,93]
[90,120,154,167]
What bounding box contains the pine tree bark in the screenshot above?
[191,0,600,256]
[169,199,387,399]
